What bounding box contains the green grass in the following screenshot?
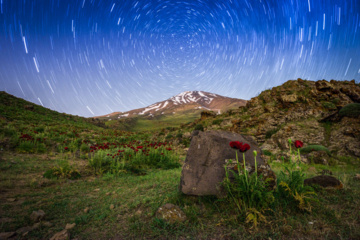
[1,153,359,239]
[300,145,331,155]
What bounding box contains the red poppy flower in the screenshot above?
[229,141,242,150]
[136,146,143,149]
[239,143,250,152]
[294,140,303,148]
[64,147,69,150]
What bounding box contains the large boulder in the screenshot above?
[179,130,265,196]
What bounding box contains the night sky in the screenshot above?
[1,0,360,117]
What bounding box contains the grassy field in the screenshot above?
[1,151,359,239]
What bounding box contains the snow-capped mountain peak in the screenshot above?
[95,91,247,119]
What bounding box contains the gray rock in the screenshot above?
[0,232,16,240]
[179,130,264,196]
[155,203,186,224]
[304,175,343,189]
[49,230,69,240]
[65,223,76,230]
[30,210,45,222]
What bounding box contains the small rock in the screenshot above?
[42,221,53,227]
[16,226,33,235]
[304,175,343,189]
[30,210,45,222]
[83,207,89,213]
[49,229,69,240]
[65,223,76,230]
[155,203,186,224]
[6,198,16,202]
[0,232,16,239]
[110,204,115,210]
[0,218,14,223]
[32,222,41,230]
[135,210,142,216]
[354,174,360,181]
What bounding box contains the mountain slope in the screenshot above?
[96,91,247,120]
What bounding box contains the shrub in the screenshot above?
[300,145,331,155]
[265,128,279,139]
[175,133,183,138]
[165,134,173,140]
[212,119,223,125]
[194,124,204,131]
[339,103,360,118]
[321,101,336,110]
[43,161,81,180]
[17,141,36,153]
[262,150,272,156]
[276,164,316,212]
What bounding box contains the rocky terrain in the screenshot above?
[187,79,360,161]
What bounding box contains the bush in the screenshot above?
[43,161,81,180]
[300,145,331,155]
[265,128,279,139]
[322,101,336,110]
[175,133,183,138]
[276,164,316,212]
[212,119,223,125]
[17,141,36,153]
[339,103,360,118]
[194,124,204,131]
[165,134,173,140]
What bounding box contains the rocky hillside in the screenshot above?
[186,79,360,159]
[96,91,246,120]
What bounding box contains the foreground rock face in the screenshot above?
[179,130,264,196]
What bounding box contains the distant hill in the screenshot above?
[95,91,247,131]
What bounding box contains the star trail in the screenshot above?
[1,0,360,117]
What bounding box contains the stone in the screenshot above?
[155,203,186,224]
[0,218,14,223]
[16,226,33,235]
[304,175,343,189]
[280,94,298,103]
[354,174,360,181]
[49,230,69,240]
[0,232,16,239]
[42,221,53,227]
[179,130,265,196]
[65,223,76,230]
[30,210,45,222]
[307,151,330,165]
[6,198,16,202]
[83,207,89,213]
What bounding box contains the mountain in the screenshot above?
[96,91,247,120]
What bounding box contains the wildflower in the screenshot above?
[294,140,303,148]
[64,147,69,150]
[229,141,242,150]
[239,143,250,152]
[136,146,143,149]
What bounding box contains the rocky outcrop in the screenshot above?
[228,79,360,157]
[179,130,264,196]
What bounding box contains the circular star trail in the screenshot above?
[1,0,360,117]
